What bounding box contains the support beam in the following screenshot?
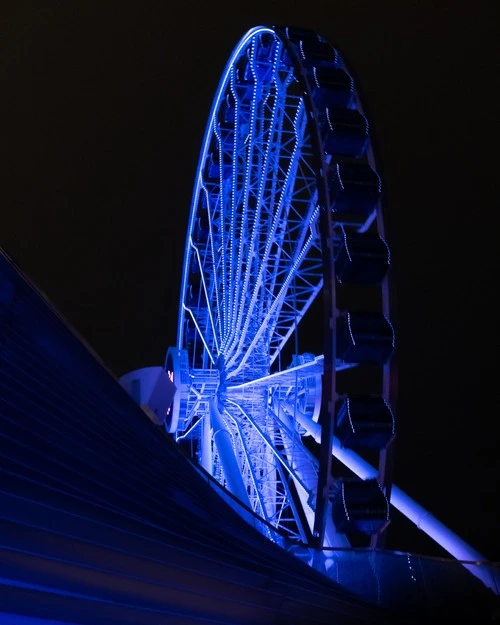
[209,397,254,524]
[292,408,499,594]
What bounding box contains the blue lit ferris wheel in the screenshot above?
[165,24,396,553]
[120,25,496,593]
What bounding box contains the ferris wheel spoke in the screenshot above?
[273,460,310,542]
[225,216,310,372]
[227,171,322,371]
[218,174,230,345]
[226,227,319,379]
[274,400,350,549]
[227,354,324,391]
[189,242,220,354]
[225,77,262,348]
[181,304,216,365]
[196,180,227,344]
[224,74,253,334]
[273,405,321,499]
[268,268,323,365]
[225,398,310,494]
[224,96,316,364]
[212,118,237,340]
[222,407,273,524]
[224,93,299,359]
[220,406,282,531]
[227,91,283,355]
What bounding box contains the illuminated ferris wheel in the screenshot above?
[118,24,497,597]
[164,24,397,553]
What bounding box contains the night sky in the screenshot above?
[3,3,499,563]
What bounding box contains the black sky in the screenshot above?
[3,2,499,562]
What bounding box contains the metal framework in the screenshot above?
[168,25,393,552]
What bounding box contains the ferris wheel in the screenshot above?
[163,24,397,555]
[116,24,498,600]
